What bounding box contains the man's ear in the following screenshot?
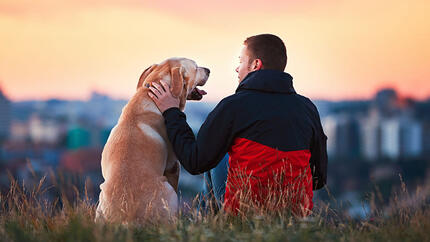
[170,67,184,98]
[137,64,157,90]
[252,59,263,71]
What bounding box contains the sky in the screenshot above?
[0,0,429,102]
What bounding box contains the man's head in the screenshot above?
[236,34,287,83]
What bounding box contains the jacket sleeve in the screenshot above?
[309,104,328,190]
[162,100,234,175]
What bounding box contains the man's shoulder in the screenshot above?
[208,93,245,116]
[218,93,243,106]
[295,93,317,108]
[293,93,322,120]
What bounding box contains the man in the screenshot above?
[148,34,327,216]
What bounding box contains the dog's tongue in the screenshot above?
[196,87,207,95]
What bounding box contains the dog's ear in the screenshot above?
[137,64,157,90]
[170,67,184,98]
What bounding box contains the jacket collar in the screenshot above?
[236,69,296,94]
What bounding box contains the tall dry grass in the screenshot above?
[0,167,429,242]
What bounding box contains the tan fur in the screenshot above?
[96,58,209,224]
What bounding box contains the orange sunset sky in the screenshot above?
[0,0,429,102]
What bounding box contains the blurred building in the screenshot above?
[423,122,430,156]
[380,117,422,160]
[416,100,430,156]
[67,126,91,150]
[0,87,11,143]
[359,110,382,161]
[322,116,336,157]
[356,89,424,161]
[322,114,360,159]
[375,89,423,159]
[86,91,127,128]
[10,121,29,142]
[400,118,422,158]
[380,118,400,159]
[28,114,63,144]
[374,88,399,116]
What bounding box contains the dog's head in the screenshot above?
[137,58,210,111]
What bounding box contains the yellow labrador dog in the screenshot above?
[96,58,209,224]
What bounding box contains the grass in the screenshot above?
[0,170,429,242]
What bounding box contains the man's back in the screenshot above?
[223,71,319,153]
[211,70,327,214]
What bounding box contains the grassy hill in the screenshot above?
[1,175,429,242]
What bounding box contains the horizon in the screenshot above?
[1,0,429,102]
[2,86,429,103]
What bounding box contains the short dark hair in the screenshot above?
[244,34,287,71]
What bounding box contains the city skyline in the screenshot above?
[1,86,429,166]
[1,0,429,101]
[0,85,428,103]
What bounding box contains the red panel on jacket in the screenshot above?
[224,137,313,216]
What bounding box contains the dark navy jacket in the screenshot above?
[163,70,327,209]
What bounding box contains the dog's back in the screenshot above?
[96,93,178,224]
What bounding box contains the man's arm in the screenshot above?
[149,81,235,175]
[162,99,234,175]
[309,103,328,190]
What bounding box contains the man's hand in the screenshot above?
[148,81,180,113]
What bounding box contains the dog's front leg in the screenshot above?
[164,160,180,192]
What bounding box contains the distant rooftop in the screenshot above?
[0,86,10,102]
